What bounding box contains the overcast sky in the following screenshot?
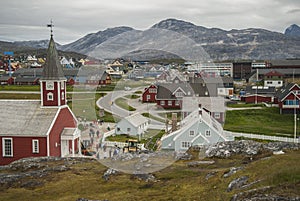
[0,0,299,45]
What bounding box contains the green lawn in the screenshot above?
[0,93,40,99]
[124,94,140,99]
[224,107,296,137]
[227,103,265,108]
[115,97,136,111]
[0,85,74,91]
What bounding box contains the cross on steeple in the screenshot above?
[47,20,54,37]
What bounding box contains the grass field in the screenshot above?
[224,107,297,137]
[0,149,299,201]
[115,97,136,111]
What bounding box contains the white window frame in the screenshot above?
[146,94,151,100]
[175,100,180,106]
[181,141,191,148]
[175,91,183,97]
[2,138,13,157]
[149,88,157,93]
[47,92,54,101]
[168,100,172,106]
[61,81,65,90]
[160,100,165,106]
[214,112,220,119]
[205,130,211,137]
[189,130,195,137]
[32,139,39,153]
[62,92,65,100]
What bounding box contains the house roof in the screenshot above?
[182,97,225,113]
[15,77,39,83]
[41,36,66,80]
[269,59,300,67]
[156,83,194,100]
[245,86,276,95]
[121,113,148,128]
[0,100,59,136]
[264,70,283,77]
[276,83,300,101]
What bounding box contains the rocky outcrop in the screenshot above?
[205,140,300,158]
[0,157,95,189]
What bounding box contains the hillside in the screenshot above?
[0,140,299,201]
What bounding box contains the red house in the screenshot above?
[277,83,300,114]
[0,34,80,165]
[142,84,157,102]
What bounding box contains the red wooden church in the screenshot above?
[0,34,81,165]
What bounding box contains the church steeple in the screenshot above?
[40,22,67,107]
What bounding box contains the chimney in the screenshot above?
[172,113,177,132]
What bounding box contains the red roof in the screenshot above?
[264,70,283,77]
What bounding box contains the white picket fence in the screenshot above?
[224,131,300,143]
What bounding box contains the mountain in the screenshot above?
[13,40,61,49]
[60,26,134,54]
[4,19,300,60]
[151,19,300,60]
[284,24,300,37]
[60,19,300,60]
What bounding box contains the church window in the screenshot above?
[32,140,39,153]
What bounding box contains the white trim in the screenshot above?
[32,139,39,153]
[2,137,13,157]
[40,81,43,106]
[47,92,54,101]
[57,82,61,106]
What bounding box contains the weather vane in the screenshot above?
[47,19,54,37]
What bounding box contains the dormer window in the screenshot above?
[175,92,183,97]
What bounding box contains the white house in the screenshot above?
[160,110,233,152]
[115,113,149,137]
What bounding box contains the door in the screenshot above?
[61,140,69,157]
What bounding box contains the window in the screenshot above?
[127,128,131,132]
[189,130,195,137]
[160,100,165,106]
[2,138,13,157]
[181,141,191,148]
[32,140,39,153]
[175,100,180,106]
[117,127,120,131]
[47,92,53,101]
[146,95,151,100]
[168,101,172,106]
[205,130,211,137]
[61,82,65,89]
[278,81,281,84]
[214,112,220,119]
[284,100,299,105]
[62,92,65,100]
[149,88,157,93]
[175,91,183,97]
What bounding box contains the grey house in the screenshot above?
[115,113,149,137]
[161,110,233,152]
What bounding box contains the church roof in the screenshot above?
[41,36,66,80]
[0,100,59,136]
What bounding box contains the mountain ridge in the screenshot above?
[3,19,300,60]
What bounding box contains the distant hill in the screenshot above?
[13,40,61,49]
[0,40,86,59]
[284,24,300,37]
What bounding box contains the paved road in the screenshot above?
[96,88,165,128]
